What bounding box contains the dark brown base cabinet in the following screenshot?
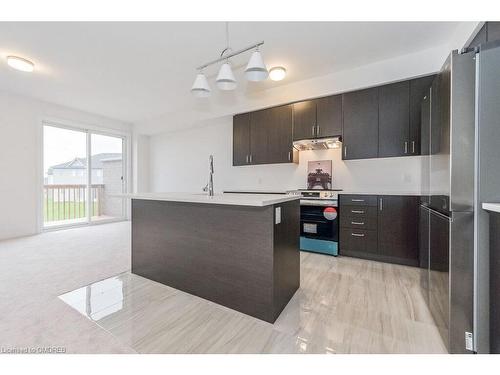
[339,194,419,266]
[490,212,500,353]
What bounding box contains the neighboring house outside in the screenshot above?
[46,153,122,185]
[45,153,123,218]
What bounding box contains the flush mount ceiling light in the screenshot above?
[191,71,211,97]
[191,22,269,97]
[7,55,34,72]
[269,66,286,81]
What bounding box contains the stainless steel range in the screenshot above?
[288,189,341,256]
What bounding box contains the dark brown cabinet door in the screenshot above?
[266,105,293,164]
[316,95,342,138]
[378,81,410,158]
[468,24,487,49]
[249,109,270,164]
[342,87,379,160]
[487,21,500,42]
[232,113,251,166]
[250,105,293,165]
[409,75,436,155]
[293,100,316,141]
[377,195,419,265]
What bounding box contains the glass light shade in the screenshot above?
[191,73,211,97]
[7,56,34,72]
[245,51,268,81]
[269,66,286,81]
[216,62,236,90]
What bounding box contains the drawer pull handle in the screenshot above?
[351,199,365,202]
[351,210,365,214]
[351,233,365,237]
[351,221,365,225]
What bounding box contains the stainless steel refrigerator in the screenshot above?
[420,41,500,354]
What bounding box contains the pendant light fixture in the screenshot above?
[216,61,236,90]
[245,49,268,81]
[191,22,273,97]
[191,71,211,97]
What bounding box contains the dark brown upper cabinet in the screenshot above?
[292,101,316,140]
[316,95,342,138]
[263,105,294,164]
[378,81,410,158]
[292,95,342,141]
[233,113,251,166]
[410,75,436,155]
[342,87,379,160]
[233,105,296,166]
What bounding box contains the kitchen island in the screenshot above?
[124,193,300,323]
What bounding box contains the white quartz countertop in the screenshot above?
[118,192,299,207]
[482,203,500,213]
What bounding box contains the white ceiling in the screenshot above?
[0,21,465,127]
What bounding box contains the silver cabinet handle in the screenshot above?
[317,125,320,137]
[351,210,365,214]
[351,233,365,237]
[379,198,383,211]
[351,199,365,202]
[249,154,253,163]
[404,141,408,154]
[288,151,291,161]
[312,125,315,137]
[411,141,415,154]
[246,155,249,163]
[344,145,347,158]
[351,221,365,225]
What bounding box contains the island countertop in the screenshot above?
[118,192,299,207]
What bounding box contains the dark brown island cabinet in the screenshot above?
[339,194,419,266]
[131,197,300,323]
[233,104,298,166]
[292,95,342,140]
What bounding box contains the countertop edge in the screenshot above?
[482,203,500,213]
[118,193,300,207]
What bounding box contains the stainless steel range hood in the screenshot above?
[293,137,342,151]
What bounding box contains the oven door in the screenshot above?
[300,205,338,241]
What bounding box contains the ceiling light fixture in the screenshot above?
[191,71,211,97]
[191,22,268,97]
[269,66,286,81]
[7,55,34,72]
[245,49,268,81]
[216,61,237,90]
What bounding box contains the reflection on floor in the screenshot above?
[59,252,447,354]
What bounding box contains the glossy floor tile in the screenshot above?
[59,252,448,354]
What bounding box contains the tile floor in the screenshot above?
[59,249,448,354]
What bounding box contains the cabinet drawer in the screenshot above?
[339,194,377,207]
[340,214,377,230]
[339,229,378,254]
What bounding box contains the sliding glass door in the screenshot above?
[43,123,126,228]
[90,133,125,222]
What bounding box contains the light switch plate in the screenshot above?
[275,207,281,224]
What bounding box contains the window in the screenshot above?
[42,123,127,228]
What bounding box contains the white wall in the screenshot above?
[150,116,423,194]
[132,133,150,193]
[0,91,132,240]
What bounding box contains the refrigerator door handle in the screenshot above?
[420,204,453,222]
